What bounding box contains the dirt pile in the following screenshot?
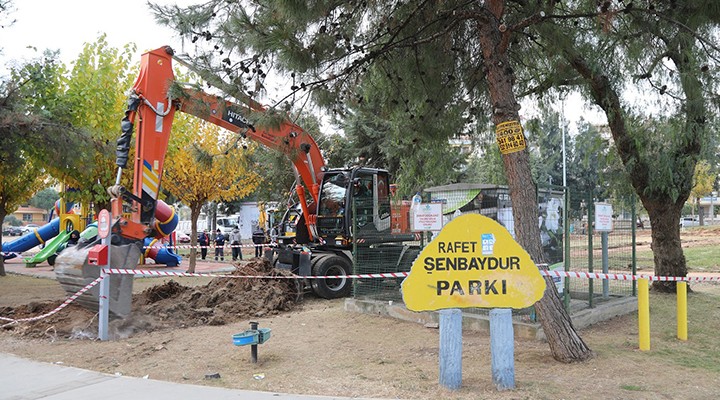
[129,259,302,331]
[1,259,302,340]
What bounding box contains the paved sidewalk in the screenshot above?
[0,353,369,400]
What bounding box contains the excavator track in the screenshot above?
[54,240,142,318]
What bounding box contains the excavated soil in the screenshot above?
[1,259,302,340]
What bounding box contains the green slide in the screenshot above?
[23,223,98,268]
[24,230,72,267]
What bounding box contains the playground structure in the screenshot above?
[2,195,92,264]
[3,191,182,270]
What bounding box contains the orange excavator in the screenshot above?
[56,46,415,315]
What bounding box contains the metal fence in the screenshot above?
[352,195,423,301]
[566,193,637,307]
[351,183,638,316]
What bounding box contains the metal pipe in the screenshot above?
[250,321,258,363]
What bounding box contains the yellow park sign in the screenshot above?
[402,213,546,312]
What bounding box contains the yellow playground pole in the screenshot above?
[638,278,650,351]
[677,281,688,341]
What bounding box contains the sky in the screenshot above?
[0,0,191,68]
[0,0,606,130]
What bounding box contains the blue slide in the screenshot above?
[2,218,60,260]
[143,237,182,267]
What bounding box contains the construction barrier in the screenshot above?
[0,269,705,345]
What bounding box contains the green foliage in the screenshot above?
[29,187,59,211]
[4,214,21,226]
[152,0,485,193]
[525,110,567,187]
[463,145,507,186]
[8,37,134,208]
[1,59,57,225]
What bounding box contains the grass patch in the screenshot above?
[681,247,720,272]
[634,247,720,272]
[644,285,720,373]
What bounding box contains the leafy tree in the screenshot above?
[0,154,44,276]
[152,0,593,361]
[18,36,136,209]
[4,215,21,226]
[58,36,137,208]
[164,116,261,273]
[1,59,64,276]
[29,187,60,212]
[690,160,715,224]
[525,110,566,188]
[529,2,719,291]
[463,141,508,186]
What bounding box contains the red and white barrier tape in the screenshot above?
[4,268,719,327]
[147,243,267,250]
[0,276,104,327]
[103,268,720,282]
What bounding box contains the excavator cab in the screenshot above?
[316,168,392,246]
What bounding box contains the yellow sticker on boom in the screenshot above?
[495,120,526,155]
[401,214,546,312]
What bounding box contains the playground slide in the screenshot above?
[23,223,99,267]
[23,230,71,267]
[2,218,60,260]
[144,237,182,267]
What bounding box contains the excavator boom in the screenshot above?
[115,46,325,239]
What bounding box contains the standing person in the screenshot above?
[229,226,243,261]
[269,224,279,244]
[214,228,226,261]
[198,230,209,260]
[252,225,266,257]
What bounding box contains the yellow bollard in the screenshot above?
[638,278,650,351]
[677,281,688,341]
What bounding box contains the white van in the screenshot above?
[216,215,240,235]
[680,217,699,228]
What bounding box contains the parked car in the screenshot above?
[2,226,23,236]
[680,217,699,228]
[20,224,39,234]
[177,232,191,243]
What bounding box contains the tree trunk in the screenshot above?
[186,203,202,273]
[478,2,593,362]
[0,211,7,276]
[697,198,704,226]
[645,201,687,292]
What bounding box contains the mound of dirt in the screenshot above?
[1,259,303,340]
[130,259,302,331]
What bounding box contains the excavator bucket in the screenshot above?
[54,241,142,318]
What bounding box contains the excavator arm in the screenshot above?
[113,46,325,241]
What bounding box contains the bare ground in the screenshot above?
[2,242,720,399]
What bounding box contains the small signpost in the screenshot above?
[594,202,613,298]
[97,209,111,341]
[402,214,546,390]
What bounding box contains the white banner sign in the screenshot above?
[594,202,613,232]
[413,203,443,232]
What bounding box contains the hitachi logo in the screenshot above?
[224,109,250,127]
